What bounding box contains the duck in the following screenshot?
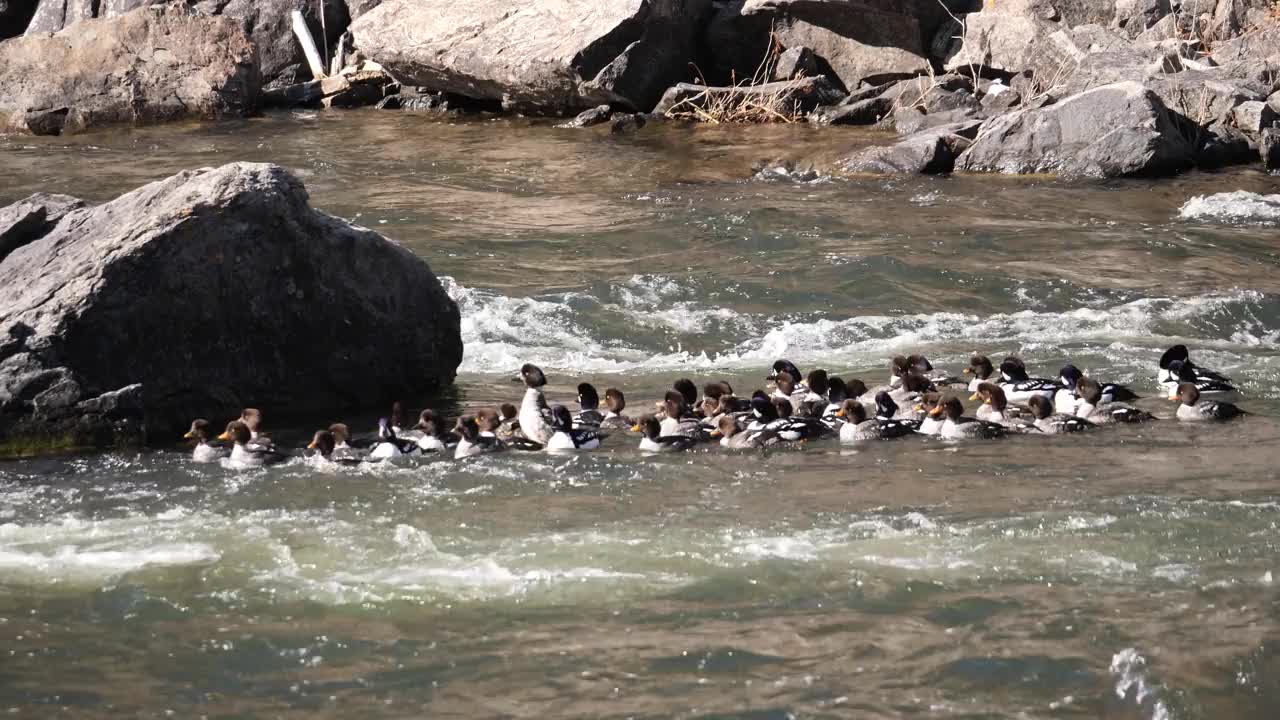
[480,408,542,450]
[546,404,606,451]
[183,419,228,463]
[325,423,369,463]
[835,399,916,441]
[634,415,698,452]
[1161,359,1237,397]
[933,396,1006,440]
[238,407,265,441]
[518,363,556,445]
[218,420,288,468]
[658,391,705,438]
[673,379,700,412]
[800,369,830,405]
[771,372,808,414]
[889,372,934,406]
[712,414,780,450]
[496,403,521,441]
[307,429,364,465]
[1074,377,1155,424]
[821,376,849,423]
[600,388,634,431]
[1158,344,1233,389]
[1173,382,1247,422]
[575,383,605,428]
[914,393,945,436]
[454,415,506,458]
[973,382,1035,430]
[746,394,825,441]
[1026,396,1095,434]
[872,391,923,434]
[411,410,448,452]
[1056,364,1139,415]
[890,355,964,389]
[964,355,997,393]
[369,417,419,460]
[996,356,1060,403]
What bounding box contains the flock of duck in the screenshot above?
[183,344,1249,468]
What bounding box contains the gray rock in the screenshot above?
[772,45,819,81]
[1263,127,1280,170]
[893,105,984,135]
[957,80,1194,178]
[610,112,648,133]
[746,1,933,89]
[0,193,84,264]
[21,0,61,34]
[1270,90,1280,115]
[1112,0,1171,37]
[809,95,893,125]
[351,0,711,114]
[654,76,845,117]
[347,0,383,17]
[559,105,614,128]
[842,120,983,174]
[1232,100,1279,137]
[0,162,462,453]
[980,82,1021,111]
[195,0,351,87]
[0,5,260,135]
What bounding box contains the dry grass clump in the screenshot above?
[662,31,811,124]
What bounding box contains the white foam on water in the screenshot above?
[1110,648,1174,720]
[443,272,1274,376]
[0,543,219,584]
[1178,191,1280,225]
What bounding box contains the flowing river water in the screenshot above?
[2,112,1280,718]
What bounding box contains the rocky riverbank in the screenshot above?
[0,163,461,456]
[1,0,1278,177]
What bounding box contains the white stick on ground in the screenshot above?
[291,9,327,80]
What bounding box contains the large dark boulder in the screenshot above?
[0,4,259,135]
[957,81,1194,178]
[0,163,462,455]
[350,0,712,113]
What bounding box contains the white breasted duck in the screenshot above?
[184,419,228,463]
[713,414,779,449]
[238,408,265,441]
[996,356,1060,403]
[1158,345,1234,393]
[600,388,634,431]
[973,383,1036,431]
[914,393,945,436]
[518,363,556,445]
[546,404,606,451]
[218,420,288,468]
[324,423,369,463]
[1173,383,1247,422]
[964,355,997,393]
[307,429,364,465]
[411,410,448,452]
[836,399,916,441]
[1074,377,1155,424]
[575,383,605,429]
[369,417,419,460]
[932,396,1006,440]
[1056,364,1139,416]
[658,390,705,439]
[1162,359,1237,397]
[1027,396,1095,434]
[454,415,506,458]
[634,415,698,453]
[890,354,964,389]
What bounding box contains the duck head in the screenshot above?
[521,363,547,389]
[768,359,803,384]
[577,383,600,411]
[550,405,574,432]
[774,373,796,398]
[605,388,626,415]
[455,416,482,442]
[634,415,663,440]
[218,420,252,445]
[874,391,899,420]
[1059,364,1083,390]
[771,397,793,419]
[1175,382,1200,406]
[673,379,698,408]
[835,399,867,423]
[712,413,741,439]
[476,409,501,434]
[750,394,778,422]
[976,382,1008,412]
[966,355,994,380]
[499,403,518,422]
[328,423,352,446]
[184,418,212,443]
[308,430,336,456]
[1159,344,1190,370]
[807,369,829,396]
[999,356,1028,382]
[239,408,262,434]
[1027,395,1054,420]
[415,410,440,436]
[1077,377,1104,406]
[827,377,848,404]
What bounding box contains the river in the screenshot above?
[1,111,1279,718]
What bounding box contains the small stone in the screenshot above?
[609,113,647,134]
[558,105,612,128]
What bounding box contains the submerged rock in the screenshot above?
[350,0,711,113]
[1177,190,1280,224]
[842,120,982,174]
[0,163,461,455]
[957,81,1193,178]
[0,4,259,135]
